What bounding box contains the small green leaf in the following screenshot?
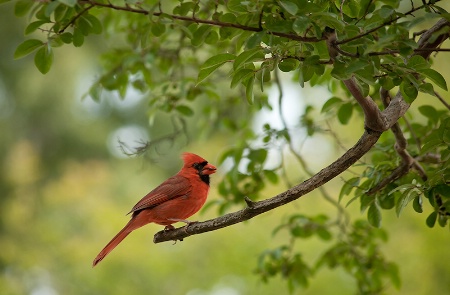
[197,53,235,85]
[175,105,194,116]
[227,0,248,13]
[25,20,48,35]
[88,84,102,102]
[426,211,437,228]
[420,68,448,91]
[14,39,44,59]
[151,22,166,37]
[407,55,429,70]
[14,0,33,17]
[312,12,345,31]
[45,1,60,17]
[400,81,418,103]
[368,203,382,228]
[264,170,278,184]
[321,96,342,113]
[395,190,416,217]
[278,58,299,72]
[231,68,254,89]
[73,28,84,47]
[57,0,77,7]
[418,82,435,96]
[59,32,73,44]
[84,14,103,35]
[279,0,298,15]
[204,30,219,45]
[337,102,353,124]
[246,75,255,104]
[234,48,264,71]
[34,45,54,74]
[419,105,438,122]
[292,16,310,35]
[412,196,423,213]
[192,25,212,46]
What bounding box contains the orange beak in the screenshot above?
[202,163,217,175]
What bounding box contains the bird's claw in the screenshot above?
[164,225,175,231]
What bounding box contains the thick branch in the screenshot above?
[154,130,381,243]
[342,78,386,132]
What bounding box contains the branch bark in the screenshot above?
[154,131,381,243]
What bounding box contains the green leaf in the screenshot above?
[73,28,84,47]
[151,22,166,37]
[321,96,342,113]
[400,81,418,103]
[175,105,194,116]
[25,20,48,35]
[204,30,219,45]
[231,68,254,88]
[59,32,73,44]
[227,0,248,13]
[197,53,235,85]
[76,16,92,36]
[426,211,437,228]
[234,48,264,71]
[312,12,345,31]
[367,203,382,228]
[418,82,435,96]
[278,58,299,72]
[14,39,44,59]
[246,75,255,104]
[14,0,33,17]
[420,68,448,91]
[412,196,423,213]
[0,0,13,4]
[395,189,416,217]
[84,14,103,35]
[34,45,54,74]
[292,16,310,35]
[45,1,60,17]
[57,0,77,7]
[337,102,353,124]
[419,105,438,122]
[279,0,298,15]
[192,25,212,46]
[407,55,429,70]
[88,84,102,102]
[264,170,278,184]
[339,177,359,203]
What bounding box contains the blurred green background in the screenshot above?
[1,2,450,294]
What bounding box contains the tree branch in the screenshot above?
[78,0,323,42]
[154,130,381,243]
[342,78,386,132]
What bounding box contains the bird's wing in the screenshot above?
[127,175,191,214]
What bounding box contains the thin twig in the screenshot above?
[78,0,323,42]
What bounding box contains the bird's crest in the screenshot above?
[182,152,207,166]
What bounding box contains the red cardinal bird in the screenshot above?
[92,153,216,267]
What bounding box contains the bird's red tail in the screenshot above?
[93,222,134,267]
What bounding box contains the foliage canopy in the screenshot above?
[5,0,450,293]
